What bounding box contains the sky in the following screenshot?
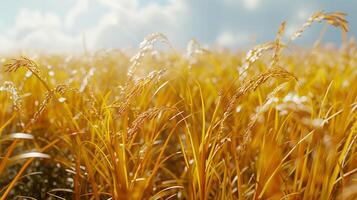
[0,0,356,53]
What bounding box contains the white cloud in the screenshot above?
[13,8,61,31]
[22,29,81,51]
[85,12,120,49]
[65,0,89,29]
[0,8,81,53]
[88,0,188,49]
[243,0,259,10]
[216,31,251,48]
[0,0,189,52]
[0,35,12,51]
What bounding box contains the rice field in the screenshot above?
[0,11,356,199]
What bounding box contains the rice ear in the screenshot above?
[111,69,166,116]
[323,12,349,32]
[271,21,287,67]
[4,56,51,92]
[219,66,296,138]
[127,107,173,142]
[239,41,276,80]
[30,84,72,124]
[128,33,171,79]
[0,81,23,111]
[290,10,349,41]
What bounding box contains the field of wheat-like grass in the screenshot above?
[0,11,356,200]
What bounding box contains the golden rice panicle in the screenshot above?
[112,69,166,115]
[4,57,38,73]
[4,57,42,79]
[323,11,349,32]
[290,10,349,41]
[239,22,289,82]
[127,106,172,141]
[0,81,23,112]
[4,56,51,92]
[290,10,324,40]
[54,84,68,94]
[127,33,170,79]
[185,39,210,60]
[186,39,204,58]
[220,66,296,137]
[30,91,54,124]
[239,42,275,80]
[241,21,287,77]
[30,84,71,124]
[271,21,286,67]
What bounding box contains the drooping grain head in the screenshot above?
[128,33,171,79]
[290,11,349,41]
[0,81,23,112]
